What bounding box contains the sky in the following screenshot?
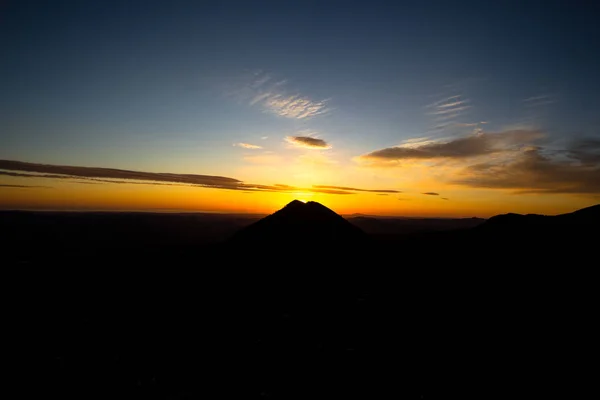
[1,0,599,217]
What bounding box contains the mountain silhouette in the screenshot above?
[7,202,599,399]
[472,203,599,253]
[229,200,367,245]
[480,203,600,230]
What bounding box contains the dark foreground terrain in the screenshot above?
[3,202,599,399]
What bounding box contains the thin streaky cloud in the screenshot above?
[438,100,468,108]
[523,95,551,102]
[426,95,461,108]
[251,73,271,88]
[453,140,600,194]
[263,95,328,119]
[358,130,543,162]
[309,188,355,195]
[244,71,330,119]
[453,122,487,128]
[433,121,483,131]
[434,113,463,121]
[523,94,556,107]
[0,184,51,188]
[234,142,262,149]
[0,159,243,189]
[313,185,400,193]
[249,92,272,105]
[425,91,474,135]
[431,106,471,115]
[524,100,555,107]
[1,159,399,195]
[422,192,440,196]
[0,170,208,187]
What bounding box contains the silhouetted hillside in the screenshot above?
[0,210,261,261]
[476,203,599,243]
[481,204,600,229]
[4,203,599,399]
[229,200,367,245]
[347,215,485,235]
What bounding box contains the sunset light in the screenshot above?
[4,2,597,399]
[1,2,598,219]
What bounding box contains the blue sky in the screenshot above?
[1,0,599,215]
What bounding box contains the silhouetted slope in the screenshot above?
[0,211,262,257]
[470,204,599,254]
[348,215,485,235]
[557,203,600,222]
[479,203,600,230]
[229,200,367,244]
[7,203,599,399]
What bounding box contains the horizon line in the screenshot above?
[0,207,486,219]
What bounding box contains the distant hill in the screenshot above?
[479,203,600,230]
[468,204,600,254]
[229,200,367,245]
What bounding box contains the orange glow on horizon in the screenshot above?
[1,174,595,218]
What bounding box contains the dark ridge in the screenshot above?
[479,203,600,229]
[4,203,599,399]
[469,204,599,253]
[559,203,600,220]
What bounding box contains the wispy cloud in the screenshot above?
[263,95,329,119]
[0,159,398,196]
[309,188,355,195]
[355,127,600,195]
[426,95,461,108]
[243,71,330,119]
[234,142,262,149]
[285,136,331,149]
[438,100,468,109]
[313,185,401,194]
[0,184,51,188]
[453,122,487,128]
[0,160,242,189]
[422,192,440,196]
[566,138,600,165]
[426,94,471,125]
[357,130,543,162]
[424,91,486,135]
[452,140,600,194]
[431,105,471,115]
[0,170,180,185]
[523,94,556,107]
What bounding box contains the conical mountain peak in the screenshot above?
[230,199,366,245]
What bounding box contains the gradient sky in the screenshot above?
[1,0,599,217]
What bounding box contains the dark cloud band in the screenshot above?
[285,136,331,149]
[0,159,397,195]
